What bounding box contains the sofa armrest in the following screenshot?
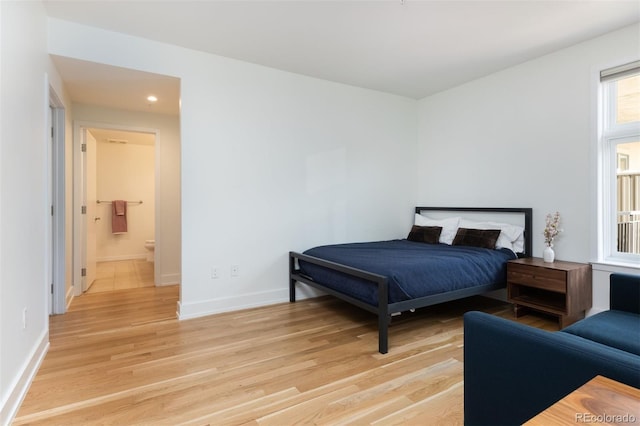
[463,311,640,426]
[610,273,640,314]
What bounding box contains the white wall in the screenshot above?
[416,23,640,313]
[49,19,418,318]
[0,1,52,423]
[95,138,155,261]
[72,104,181,285]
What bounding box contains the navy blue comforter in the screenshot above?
[300,240,516,306]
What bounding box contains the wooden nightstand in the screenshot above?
[507,257,592,328]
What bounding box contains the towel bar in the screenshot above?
[96,200,143,204]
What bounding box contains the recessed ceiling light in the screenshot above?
[147,95,158,102]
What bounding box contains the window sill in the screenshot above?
[591,260,640,273]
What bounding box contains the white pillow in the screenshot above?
[458,218,525,252]
[415,214,460,245]
[512,233,525,254]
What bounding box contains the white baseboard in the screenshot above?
[0,330,49,426]
[586,307,607,317]
[157,273,181,286]
[96,254,146,262]
[177,288,290,320]
[176,284,325,320]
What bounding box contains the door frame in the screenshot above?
[81,128,97,293]
[73,120,160,295]
[49,86,67,314]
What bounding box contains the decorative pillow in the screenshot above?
[407,225,443,244]
[458,218,525,253]
[452,228,501,249]
[414,214,460,245]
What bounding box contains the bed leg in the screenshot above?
[377,278,390,354]
[289,279,296,302]
[378,314,389,354]
[289,253,296,303]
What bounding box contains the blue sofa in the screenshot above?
[464,273,640,426]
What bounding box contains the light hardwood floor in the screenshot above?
[15,286,557,425]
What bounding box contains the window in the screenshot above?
[599,61,640,263]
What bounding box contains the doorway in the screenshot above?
[49,86,66,315]
[74,123,159,296]
[50,55,181,306]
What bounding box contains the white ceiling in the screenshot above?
[45,0,640,112]
[51,56,181,115]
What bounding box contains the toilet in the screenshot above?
[144,239,155,262]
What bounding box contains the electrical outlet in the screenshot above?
[211,266,220,279]
[231,265,239,277]
[23,308,27,329]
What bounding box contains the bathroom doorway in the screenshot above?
[74,123,159,295]
[52,55,181,305]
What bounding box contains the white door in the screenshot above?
[83,129,98,291]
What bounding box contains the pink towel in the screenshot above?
[112,200,127,233]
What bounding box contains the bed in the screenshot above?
[289,207,532,354]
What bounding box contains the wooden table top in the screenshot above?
[525,375,640,425]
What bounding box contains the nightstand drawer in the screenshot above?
[507,266,566,293]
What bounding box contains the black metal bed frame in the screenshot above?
[289,206,532,354]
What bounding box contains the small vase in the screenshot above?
[543,246,555,263]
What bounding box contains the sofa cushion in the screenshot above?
[561,310,640,356]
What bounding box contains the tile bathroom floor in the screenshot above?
[87,259,155,293]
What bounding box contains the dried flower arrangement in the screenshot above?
[543,211,562,247]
